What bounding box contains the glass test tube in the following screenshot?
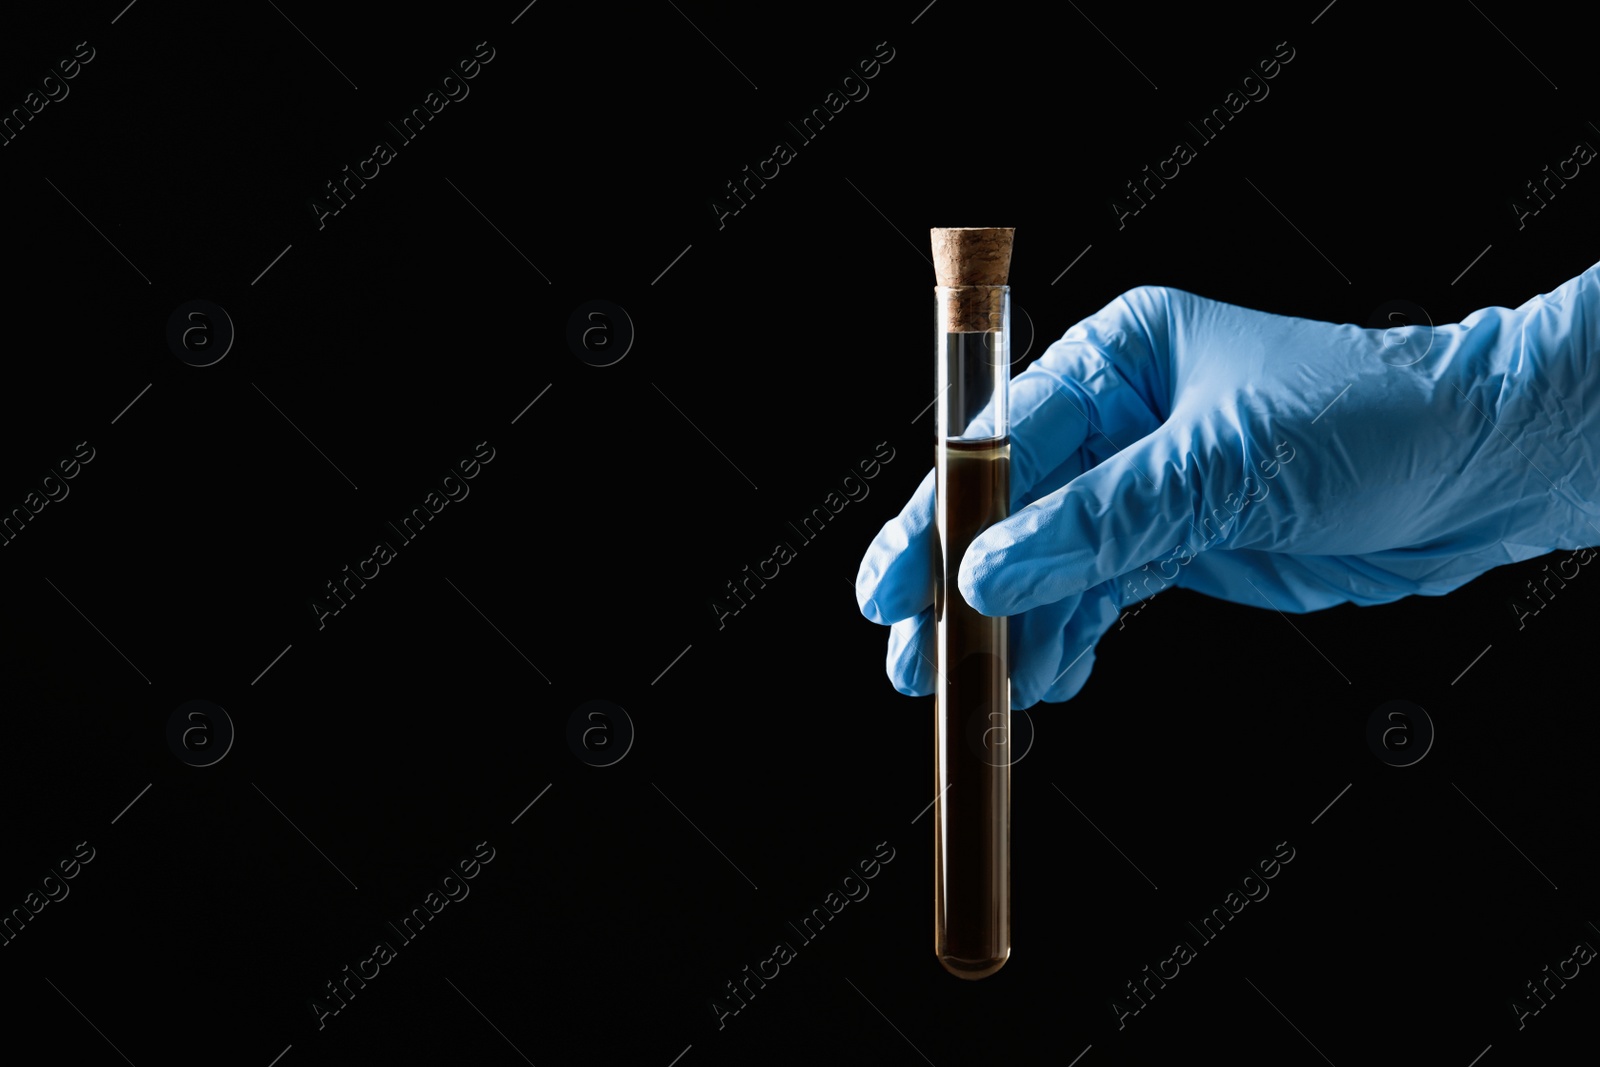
[933,282,1010,979]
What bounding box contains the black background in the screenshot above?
[2,2,1597,1065]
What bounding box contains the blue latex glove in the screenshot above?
[857,262,1600,708]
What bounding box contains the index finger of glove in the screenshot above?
[856,467,936,624]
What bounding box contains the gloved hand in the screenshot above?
[857,261,1600,708]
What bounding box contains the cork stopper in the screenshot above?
[932,227,1014,332]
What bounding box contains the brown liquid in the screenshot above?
[933,436,1010,978]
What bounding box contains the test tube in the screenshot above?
[930,226,1012,979]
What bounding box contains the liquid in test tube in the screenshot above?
[930,226,1013,979]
